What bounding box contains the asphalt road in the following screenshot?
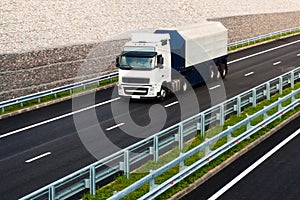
[182,115,300,200]
[0,34,300,199]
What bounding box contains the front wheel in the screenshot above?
[159,86,168,101]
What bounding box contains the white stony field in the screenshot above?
[1,0,300,53]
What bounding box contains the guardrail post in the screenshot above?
[246,116,251,130]
[219,104,225,126]
[196,122,201,135]
[278,98,282,118]
[227,127,232,141]
[69,89,73,94]
[124,150,130,179]
[38,97,41,103]
[20,102,23,107]
[179,152,185,171]
[49,186,55,200]
[279,77,283,95]
[153,136,159,162]
[200,114,205,137]
[1,107,4,113]
[90,166,96,196]
[291,72,295,89]
[252,89,257,107]
[263,107,268,120]
[292,91,296,103]
[149,170,156,191]
[205,139,211,155]
[178,123,184,151]
[265,82,270,100]
[236,96,241,116]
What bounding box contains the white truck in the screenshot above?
[116,21,228,100]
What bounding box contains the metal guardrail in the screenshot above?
[228,26,300,49]
[20,66,300,200]
[1,26,300,114]
[0,72,118,113]
[111,89,300,200]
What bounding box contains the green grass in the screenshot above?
[83,83,300,200]
[0,77,118,116]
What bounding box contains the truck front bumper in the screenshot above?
[118,84,161,98]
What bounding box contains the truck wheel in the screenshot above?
[209,65,219,81]
[159,87,168,101]
[209,65,215,80]
[218,63,228,79]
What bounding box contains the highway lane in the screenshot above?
[0,34,300,199]
[182,116,300,200]
[1,34,300,134]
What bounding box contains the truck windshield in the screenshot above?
[119,51,157,70]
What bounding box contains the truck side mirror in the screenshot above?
[116,56,120,68]
[157,55,164,65]
[157,55,164,69]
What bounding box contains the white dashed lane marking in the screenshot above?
[25,152,52,163]
[106,123,125,131]
[0,98,120,139]
[244,72,254,77]
[165,101,179,108]
[209,85,221,90]
[273,61,282,66]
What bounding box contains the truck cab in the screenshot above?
[116,33,172,99]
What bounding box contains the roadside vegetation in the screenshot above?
[227,29,300,51]
[1,29,299,117]
[0,78,118,116]
[82,83,300,200]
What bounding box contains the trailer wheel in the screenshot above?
[181,79,188,93]
[209,65,219,81]
[218,63,228,79]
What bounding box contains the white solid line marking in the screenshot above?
[297,54,300,57]
[106,123,125,131]
[208,128,300,200]
[273,61,282,66]
[25,152,52,163]
[228,40,300,65]
[209,85,221,90]
[165,101,179,108]
[0,97,120,139]
[244,72,254,77]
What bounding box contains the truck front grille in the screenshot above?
[122,77,150,84]
[124,87,149,95]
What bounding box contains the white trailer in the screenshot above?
[116,21,228,100]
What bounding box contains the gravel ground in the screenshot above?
[1,0,300,54]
